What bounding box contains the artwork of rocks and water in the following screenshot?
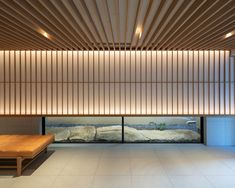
[46,117,201,143]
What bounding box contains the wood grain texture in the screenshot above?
[0,0,234,50]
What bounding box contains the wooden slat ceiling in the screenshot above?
[0,0,234,50]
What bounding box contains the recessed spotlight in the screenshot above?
[38,28,50,39]
[136,26,142,39]
[43,32,49,38]
[225,32,233,38]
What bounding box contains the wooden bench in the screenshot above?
[0,135,54,176]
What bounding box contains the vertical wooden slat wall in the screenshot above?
[0,50,233,115]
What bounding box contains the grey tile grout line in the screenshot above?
[203,175,217,188]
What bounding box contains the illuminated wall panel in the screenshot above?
[0,50,234,115]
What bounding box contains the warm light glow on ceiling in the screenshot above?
[38,28,51,39]
[225,31,234,38]
[136,26,142,39]
[43,32,49,38]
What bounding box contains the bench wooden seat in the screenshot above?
[0,135,54,176]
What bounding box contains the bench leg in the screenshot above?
[16,157,22,176]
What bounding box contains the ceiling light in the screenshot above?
[225,32,233,38]
[136,26,142,39]
[43,32,49,38]
[38,28,50,39]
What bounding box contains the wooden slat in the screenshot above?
[0,0,234,50]
[155,0,206,50]
[152,0,195,50]
[175,2,235,48]
[140,0,165,50]
[0,10,60,49]
[166,0,231,49]
[145,0,179,49]
[26,0,84,49]
[0,1,73,49]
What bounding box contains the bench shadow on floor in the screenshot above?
[0,150,55,177]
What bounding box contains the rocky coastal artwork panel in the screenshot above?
[124,117,201,142]
[45,116,201,143]
[46,117,122,142]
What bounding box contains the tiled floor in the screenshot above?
[1,144,235,188]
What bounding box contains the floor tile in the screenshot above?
[10,176,56,188]
[130,149,157,158]
[0,177,15,188]
[160,157,198,176]
[50,176,93,188]
[101,148,130,158]
[206,175,235,188]
[220,158,235,172]
[192,160,235,175]
[96,158,131,175]
[130,158,166,175]
[60,158,99,175]
[92,176,131,188]
[132,176,172,188]
[170,175,213,188]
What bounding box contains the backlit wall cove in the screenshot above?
[0,50,234,115]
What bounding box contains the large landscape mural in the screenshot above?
[46,116,201,143]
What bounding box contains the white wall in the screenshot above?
[0,117,42,134]
[205,116,235,146]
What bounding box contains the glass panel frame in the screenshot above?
[43,116,203,144]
